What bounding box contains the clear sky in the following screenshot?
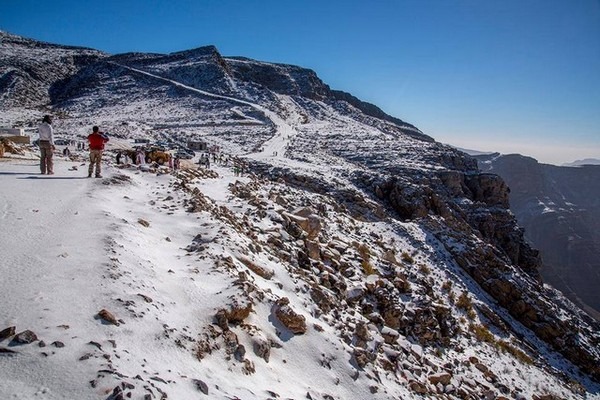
[2,0,599,165]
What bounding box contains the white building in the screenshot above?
[0,127,25,136]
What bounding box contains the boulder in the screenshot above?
[192,379,209,395]
[218,299,253,327]
[97,309,120,326]
[238,256,274,280]
[274,297,307,334]
[0,326,16,341]
[12,330,38,344]
[428,372,452,386]
[283,208,322,239]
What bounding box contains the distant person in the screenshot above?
[136,149,145,165]
[62,147,71,157]
[38,115,55,175]
[87,126,109,178]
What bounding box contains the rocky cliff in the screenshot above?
[476,153,600,321]
[2,31,600,398]
[0,31,106,109]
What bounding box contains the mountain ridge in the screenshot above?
[1,31,600,399]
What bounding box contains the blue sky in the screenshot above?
[2,0,599,164]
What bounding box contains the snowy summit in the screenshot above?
[1,31,599,399]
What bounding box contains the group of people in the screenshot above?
[198,154,211,169]
[196,152,247,176]
[37,115,244,178]
[37,115,108,178]
[116,149,182,170]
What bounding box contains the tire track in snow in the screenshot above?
[109,62,298,161]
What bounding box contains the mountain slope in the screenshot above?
[476,153,600,320]
[1,31,600,399]
[0,31,106,109]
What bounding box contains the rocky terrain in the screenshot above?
[1,30,600,399]
[476,153,600,320]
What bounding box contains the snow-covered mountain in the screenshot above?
[562,158,600,167]
[1,30,600,399]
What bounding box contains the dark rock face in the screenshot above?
[112,46,234,95]
[476,154,600,320]
[0,31,106,108]
[376,166,540,276]
[227,57,331,100]
[372,157,600,380]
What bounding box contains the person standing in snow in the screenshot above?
[87,126,109,178]
[38,115,55,175]
[136,148,145,165]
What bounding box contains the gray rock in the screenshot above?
[192,378,209,395]
[0,326,16,341]
[0,347,18,354]
[97,309,120,326]
[11,330,38,345]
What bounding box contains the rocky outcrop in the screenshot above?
[273,297,307,334]
[282,207,323,240]
[372,161,600,381]
[0,31,106,108]
[227,57,331,100]
[111,46,236,96]
[3,30,600,397]
[476,154,600,320]
[216,299,253,329]
[237,256,274,280]
[330,89,428,140]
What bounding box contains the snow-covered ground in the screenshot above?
[2,31,599,398]
[1,149,598,400]
[0,153,395,399]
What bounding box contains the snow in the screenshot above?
[1,150,598,399]
[2,34,600,398]
[0,155,389,399]
[0,159,117,398]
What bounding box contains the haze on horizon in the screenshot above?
[1,0,598,165]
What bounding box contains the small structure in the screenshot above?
[188,140,207,151]
[0,128,25,136]
[0,127,29,144]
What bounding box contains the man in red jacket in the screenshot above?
[87,126,109,178]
